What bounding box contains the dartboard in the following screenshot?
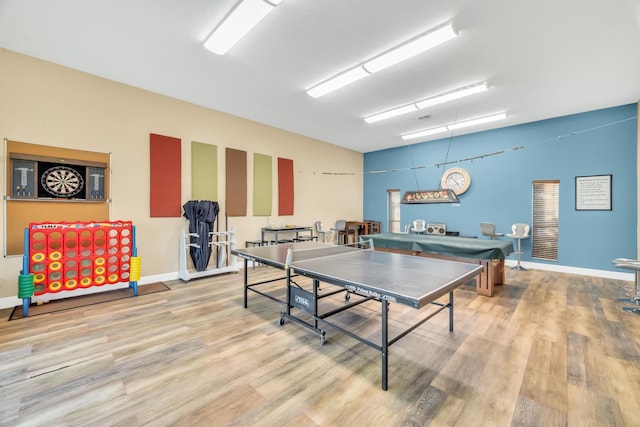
[40,166,85,197]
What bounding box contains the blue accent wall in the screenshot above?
[363,104,638,272]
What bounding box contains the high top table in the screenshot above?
[261,225,312,245]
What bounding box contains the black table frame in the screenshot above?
[282,268,460,390]
[233,244,482,390]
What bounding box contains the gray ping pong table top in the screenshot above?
[233,242,483,309]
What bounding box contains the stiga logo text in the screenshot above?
[295,295,310,307]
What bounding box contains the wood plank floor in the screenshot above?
[0,266,639,426]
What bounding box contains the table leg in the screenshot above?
[449,290,454,332]
[313,279,319,330]
[381,299,389,391]
[476,260,493,296]
[243,258,249,308]
[620,270,640,305]
[285,268,292,316]
[494,259,505,285]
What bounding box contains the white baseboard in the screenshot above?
[1,261,632,310]
[0,271,180,310]
[503,260,634,281]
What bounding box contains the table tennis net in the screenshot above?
[284,239,374,265]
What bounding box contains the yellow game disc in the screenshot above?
[31,252,45,262]
[49,281,62,291]
[64,279,77,289]
[34,273,45,283]
[94,275,105,285]
[80,277,92,287]
[49,261,62,271]
[49,251,62,260]
[108,273,119,282]
[94,257,105,266]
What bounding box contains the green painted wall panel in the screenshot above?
[191,141,217,201]
[253,153,272,216]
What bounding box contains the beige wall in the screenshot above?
[0,49,363,301]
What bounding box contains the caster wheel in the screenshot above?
[320,335,326,345]
[345,292,351,301]
[279,317,286,326]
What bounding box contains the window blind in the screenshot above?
[387,189,400,233]
[532,180,559,261]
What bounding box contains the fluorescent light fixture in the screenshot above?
[204,0,282,55]
[401,112,508,140]
[307,66,370,98]
[307,21,457,98]
[363,23,457,73]
[402,126,448,140]
[447,112,508,130]
[365,82,489,124]
[365,104,419,123]
[415,82,489,109]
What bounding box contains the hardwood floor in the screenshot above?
[0,266,639,426]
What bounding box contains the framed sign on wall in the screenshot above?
[575,174,612,211]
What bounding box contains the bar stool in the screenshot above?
[612,258,640,314]
[481,222,504,239]
[507,223,530,270]
[410,219,426,234]
[314,221,332,243]
[331,220,355,245]
[274,239,293,245]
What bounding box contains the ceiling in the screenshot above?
[1,0,639,153]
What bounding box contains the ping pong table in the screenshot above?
[231,241,484,390]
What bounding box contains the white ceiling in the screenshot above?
[1,0,639,153]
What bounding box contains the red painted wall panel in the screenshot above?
[150,133,181,217]
[278,157,294,216]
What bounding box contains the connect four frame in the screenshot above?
[18,220,139,317]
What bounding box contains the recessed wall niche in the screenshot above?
[4,139,110,256]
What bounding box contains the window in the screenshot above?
[388,189,400,233]
[532,180,559,261]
